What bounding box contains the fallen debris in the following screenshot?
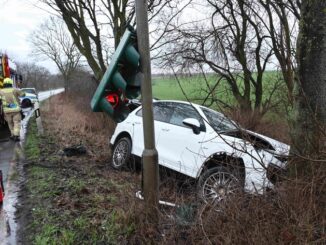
[62,145,87,157]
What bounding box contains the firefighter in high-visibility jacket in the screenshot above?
[0,78,25,141]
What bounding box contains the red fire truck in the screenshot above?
[0,54,22,87]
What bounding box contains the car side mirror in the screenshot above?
[183,118,201,135]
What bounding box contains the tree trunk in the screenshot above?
[290,0,326,178]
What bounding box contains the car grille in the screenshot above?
[267,163,287,185]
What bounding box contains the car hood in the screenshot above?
[220,129,290,156]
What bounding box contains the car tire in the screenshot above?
[111,137,132,170]
[197,166,242,205]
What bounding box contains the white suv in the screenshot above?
[110,100,289,204]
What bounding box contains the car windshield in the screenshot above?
[201,108,237,132]
[22,89,36,94]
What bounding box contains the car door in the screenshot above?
[131,102,173,158]
[156,102,206,177]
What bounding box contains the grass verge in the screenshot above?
[17,93,325,244]
[21,110,141,244]
[24,119,40,162]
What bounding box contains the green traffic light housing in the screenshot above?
[91,26,141,122]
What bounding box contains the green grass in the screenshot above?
[25,169,134,243]
[152,71,288,111]
[23,119,137,244]
[24,118,40,161]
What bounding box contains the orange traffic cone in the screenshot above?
[0,170,4,204]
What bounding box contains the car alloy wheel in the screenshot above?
[198,166,241,205]
[111,137,131,170]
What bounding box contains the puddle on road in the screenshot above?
[0,108,32,244]
[0,162,20,244]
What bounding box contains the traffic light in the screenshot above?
[91,27,141,122]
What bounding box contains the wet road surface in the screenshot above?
[0,111,29,244]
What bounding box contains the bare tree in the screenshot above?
[40,0,187,80]
[162,0,279,116]
[16,62,53,91]
[291,0,326,177]
[158,0,302,117]
[30,16,81,91]
[259,0,301,103]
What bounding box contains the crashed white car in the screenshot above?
[110,100,289,204]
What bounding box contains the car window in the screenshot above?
[135,108,143,117]
[22,89,36,94]
[135,103,173,123]
[201,107,237,132]
[168,103,205,129]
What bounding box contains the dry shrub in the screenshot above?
[153,173,325,244]
[41,92,115,160]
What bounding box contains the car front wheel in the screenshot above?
[197,166,242,205]
[111,137,132,170]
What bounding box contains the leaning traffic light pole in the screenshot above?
[91,0,159,223]
[135,0,159,223]
[91,27,141,122]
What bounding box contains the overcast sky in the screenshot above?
[0,0,57,72]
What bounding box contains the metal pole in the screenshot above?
[135,0,159,222]
[34,101,44,135]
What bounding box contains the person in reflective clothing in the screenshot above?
[0,78,25,141]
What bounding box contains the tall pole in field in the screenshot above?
[135,0,159,222]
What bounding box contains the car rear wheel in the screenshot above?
[111,137,132,170]
[197,166,242,205]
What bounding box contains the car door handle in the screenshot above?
[162,128,170,132]
[134,122,141,125]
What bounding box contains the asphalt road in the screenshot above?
[0,117,25,243]
[38,88,64,101]
[0,134,16,187]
